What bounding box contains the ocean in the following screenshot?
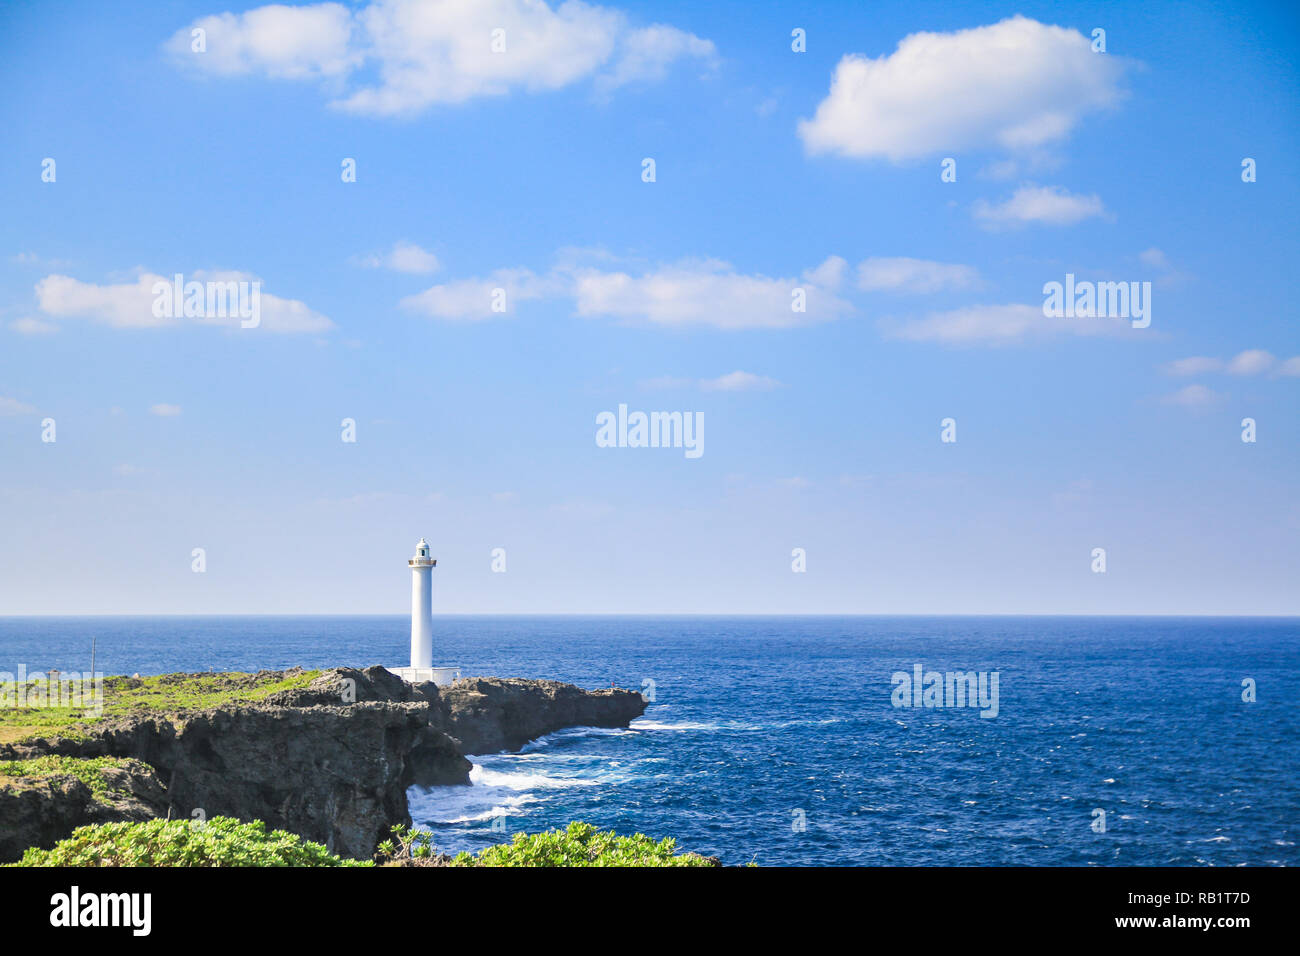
[2,615,1296,866]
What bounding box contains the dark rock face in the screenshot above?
[440,678,648,754]
[0,666,645,862]
[62,702,458,859]
[0,760,166,863]
[263,665,443,710]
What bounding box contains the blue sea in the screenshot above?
[2,616,1296,866]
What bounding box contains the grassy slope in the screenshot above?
[0,669,322,745]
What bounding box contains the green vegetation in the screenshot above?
[0,669,322,745]
[376,822,438,863]
[6,816,369,867]
[5,817,716,867]
[0,755,138,801]
[450,821,717,867]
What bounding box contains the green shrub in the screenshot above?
[8,817,715,868]
[451,821,716,867]
[375,822,438,863]
[7,816,370,867]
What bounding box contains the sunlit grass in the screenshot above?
[0,670,322,745]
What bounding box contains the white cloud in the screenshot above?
[12,252,73,269]
[596,24,717,92]
[977,153,1063,182]
[1164,356,1222,376]
[404,256,852,329]
[0,396,37,416]
[10,317,57,335]
[168,3,360,79]
[882,302,1136,345]
[341,0,621,113]
[856,257,980,293]
[798,16,1126,161]
[400,268,557,320]
[1161,384,1222,407]
[883,304,1041,344]
[1139,247,1171,269]
[572,257,851,329]
[973,184,1108,228]
[150,404,183,417]
[637,370,780,392]
[36,272,174,329]
[196,270,335,333]
[33,270,333,333]
[802,255,848,290]
[700,371,782,392]
[168,0,713,116]
[1139,246,1193,286]
[356,241,440,274]
[1226,349,1275,375]
[1166,350,1299,377]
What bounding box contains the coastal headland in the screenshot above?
[0,667,646,862]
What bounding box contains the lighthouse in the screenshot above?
[388,538,461,686]
[409,538,434,669]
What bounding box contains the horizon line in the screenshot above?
[2,612,1298,620]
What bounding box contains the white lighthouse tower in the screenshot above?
[409,538,434,669]
[388,538,461,686]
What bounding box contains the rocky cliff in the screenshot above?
[0,758,165,863]
[440,677,648,754]
[0,666,646,862]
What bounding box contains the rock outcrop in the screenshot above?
[0,759,165,863]
[0,666,646,862]
[440,678,648,754]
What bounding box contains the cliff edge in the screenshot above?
[0,666,646,862]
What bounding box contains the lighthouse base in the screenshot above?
[387,665,462,687]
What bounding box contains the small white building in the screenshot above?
[387,538,461,686]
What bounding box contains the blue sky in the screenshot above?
[1,0,1297,614]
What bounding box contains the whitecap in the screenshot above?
[433,794,540,824]
[519,726,635,752]
[471,765,597,790]
[407,783,539,827]
[631,719,720,731]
